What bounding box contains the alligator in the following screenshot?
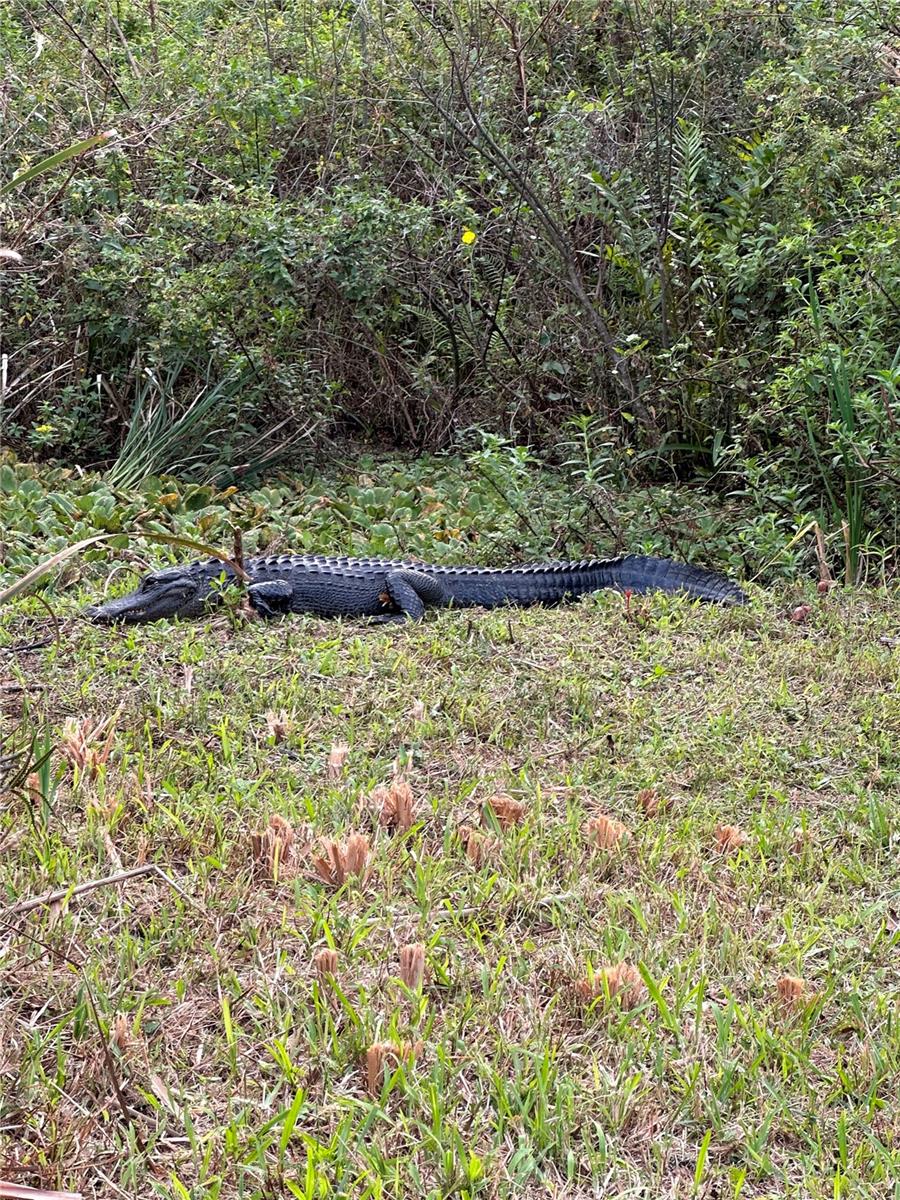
[84,552,747,624]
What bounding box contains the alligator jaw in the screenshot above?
[84,588,178,624]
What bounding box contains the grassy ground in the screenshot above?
[1,490,898,1199]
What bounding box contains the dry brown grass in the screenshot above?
[313,948,340,985]
[364,1040,422,1096]
[264,710,292,742]
[326,741,350,780]
[60,709,120,780]
[310,831,372,886]
[574,962,646,1010]
[484,793,526,830]
[460,824,500,866]
[584,813,628,849]
[398,943,426,990]
[374,775,417,831]
[249,814,304,880]
[636,787,668,816]
[714,824,750,852]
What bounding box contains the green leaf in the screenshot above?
[1,133,113,195]
[279,1085,307,1154]
[0,534,119,605]
[693,1128,713,1190]
[638,962,681,1038]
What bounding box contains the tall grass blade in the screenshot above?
[1,134,112,195]
[108,360,249,490]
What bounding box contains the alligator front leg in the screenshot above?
[247,579,294,618]
[380,569,449,621]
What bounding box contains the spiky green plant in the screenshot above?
[806,277,867,584]
[107,359,249,490]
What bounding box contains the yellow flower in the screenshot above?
[461,228,477,245]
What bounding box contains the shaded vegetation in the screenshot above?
[2,0,899,576]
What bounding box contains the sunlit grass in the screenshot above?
[1,552,898,1198]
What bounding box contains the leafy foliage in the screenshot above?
[1,0,898,574]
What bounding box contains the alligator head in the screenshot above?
[84,562,231,624]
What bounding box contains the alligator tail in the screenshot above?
[597,555,748,606]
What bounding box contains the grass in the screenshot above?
[1,475,898,1199]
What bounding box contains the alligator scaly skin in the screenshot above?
[240,552,745,612]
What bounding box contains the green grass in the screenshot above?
[1,473,898,1199]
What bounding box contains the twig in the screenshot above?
[232,526,244,573]
[0,1184,82,1200]
[1,638,55,654]
[1,864,155,917]
[43,0,131,108]
[813,522,833,583]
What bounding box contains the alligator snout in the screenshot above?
[83,601,129,623]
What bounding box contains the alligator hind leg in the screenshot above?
[381,569,449,621]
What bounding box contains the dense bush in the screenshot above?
[2,1,898,575]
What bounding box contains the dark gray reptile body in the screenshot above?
[85,552,747,623]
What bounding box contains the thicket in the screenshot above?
[1,1,899,575]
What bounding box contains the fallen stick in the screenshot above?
[0,1183,82,1200]
[0,864,155,917]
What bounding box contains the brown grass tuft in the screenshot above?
[484,793,526,830]
[574,962,646,1010]
[265,710,292,742]
[111,1012,130,1052]
[326,742,350,780]
[460,824,499,867]
[311,831,372,887]
[60,709,120,780]
[410,699,426,721]
[376,775,417,832]
[584,813,628,849]
[364,1040,422,1096]
[250,814,298,880]
[776,975,806,1008]
[637,787,667,816]
[399,943,426,991]
[714,824,749,852]
[313,947,339,985]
